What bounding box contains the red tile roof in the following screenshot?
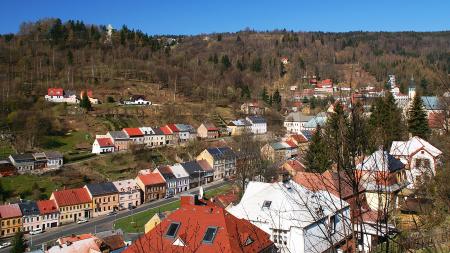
[123,128,144,137]
[166,124,180,133]
[0,204,22,218]
[203,123,219,131]
[137,173,166,186]
[159,126,172,135]
[283,160,305,173]
[124,196,274,253]
[285,140,298,148]
[47,88,64,96]
[52,188,92,207]
[96,138,114,147]
[197,159,214,172]
[58,234,95,245]
[289,134,308,144]
[37,199,58,215]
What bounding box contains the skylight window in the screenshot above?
[262,200,272,209]
[202,227,218,244]
[165,222,180,238]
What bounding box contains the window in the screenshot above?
[165,222,181,238]
[262,200,272,209]
[329,215,337,234]
[202,227,218,244]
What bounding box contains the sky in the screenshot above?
[1,0,449,35]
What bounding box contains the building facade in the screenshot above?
[50,188,92,225]
[112,179,141,210]
[85,182,120,217]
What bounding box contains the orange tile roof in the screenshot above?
[58,234,95,245]
[52,188,92,207]
[0,204,22,218]
[289,134,308,144]
[123,128,144,137]
[124,196,274,253]
[37,199,58,215]
[159,126,172,135]
[96,138,114,147]
[137,173,166,186]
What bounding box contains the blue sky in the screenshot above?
[1,0,449,34]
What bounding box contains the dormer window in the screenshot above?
[202,227,218,244]
[262,200,272,209]
[165,222,181,238]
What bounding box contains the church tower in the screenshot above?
[408,75,416,100]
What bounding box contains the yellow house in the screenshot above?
[50,188,93,225]
[0,204,23,238]
[84,183,119,217]
[144,212,166,233]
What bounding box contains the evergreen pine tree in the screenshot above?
[304,125,330,173]
[408,94,430,139]
[80,90,92,111]
[261,87,269,104]
[273,89,281,110]
[221,55,231,70]
[11,232,26,253]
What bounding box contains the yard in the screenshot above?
[41,130,92,153]
[0,174,61,201]
[114,183,234,233]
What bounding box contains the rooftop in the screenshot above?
[137,172,166,186]
[52,188,92,207]
[85,182,119,196]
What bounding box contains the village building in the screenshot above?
[123,128,145,145]
[175,124,197,142]
[0,160,16,177]
[281,159,305,176]
[85,182,120,217]
[390,136,442,189]
[139,127,165,147]
[124,195,276,253]
[112,179,141,210]
[303,113,328,131]
[50,188,92,224]
[44,151,64,170]
[197,147,236,180]
[160,126,174,145]
[136,172,166,203]
[144,212,166,234]
[18,200,41,233]
[122,95,151,105]
[107,131,130,151]
[241,101,265,115]
[0,204,22,237]
[197,122,220,139]
[227,119,252,136]
[36,199,59,230]
[180,161,204,188]
[92,137,115,154]
[8,153,35,173]
[261,141,298,162]
[197,159,214,183]
[246,116,267,134]
[80,90,99,104]
[154,165,177,197]
[284,112,314,134]
[170,163,191,191]
[229,181,351,253]
[44,88,79,104]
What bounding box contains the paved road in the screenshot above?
[0,180,229,252]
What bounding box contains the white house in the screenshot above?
[284,112,315,134]
[91,138,115,154]
[123,95,151,105]
[229,181,351,253]
[246,116,267,134]
[37,199,60,230]
[44,88,79,104]
[44,151,63,170]
[169,164,190,193]
[112,179,142,209]
[390,136,442,189]
[139,127,166,147]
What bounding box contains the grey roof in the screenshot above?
[152,127,164,135]
[421,96,441,110]
[10,153,35,163]
[108,131,129,140]
[206,147,236,160]
[18,200,40,216]
[246,116,267,124]
[181,161,204,177]
[285,112,315,122]
[157,165,176,181]
[86,182,119,196]
[44,151,63,159]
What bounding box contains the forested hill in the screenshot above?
[0,18,449,112]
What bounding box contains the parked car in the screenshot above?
[0,241,11,249]
[128,205,136,210]
[107,211,117,216]
[77,218,88,224]
[30,228,43,235]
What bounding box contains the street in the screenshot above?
[0,180,229,252]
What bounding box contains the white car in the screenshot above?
[30,228,43,235]
[77,219,88,224]
[0,241,12,249]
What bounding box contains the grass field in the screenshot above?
[0,141,14,159]
[0,174,61,200]
[41,130,92,153]
[114,183,234,233]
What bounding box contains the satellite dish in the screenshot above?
[199,186,204,199]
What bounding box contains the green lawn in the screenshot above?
[0,142,14,159]
[114,184,234,233]
[41,130,92,153]
[0,174,61,201]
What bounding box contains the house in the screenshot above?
[92,137,115,154]
[0,204,22,237]
[96,229,127,252]
[197,122,219,139]
[303,113,328,131]
[241,102,265,115]
[261,141,297,162]
[139,127,165,147]
[197,147,236,180]
[44,88,79,104]
[33,152,48,170]
[175,124,197,142]
[0,160,16,177]
[8,153,35,173]
[160,126,174,145]
[57,233,96,245]
[112,179,141,210]
[421,96,442,115]
[85,182,120,217]
[49,237,103,253]
[170,163,191,191]
[180,161,204,188]
[123,95,151,105]
[281,159,305,176]
[36,199,59,230]
[246,116,267,134]
[281,57,289,65]
[284,112,314,134]
[144,212,166,234]
[227,119,251,136]
[165,124,181,143]
[50,187,92,224]
[124,195,276,253]
[390,136,442,189]
[44,151,64,170]
[229,181,351,253]
[18,200,41,233]
[123,128,145,145]
[107,131,130,152]
[136,172,166,203]
[154,165,177,197]
[197,159,214,183]
[286,133,310,153]
[356,150,407,211]
[80,90,99,104]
